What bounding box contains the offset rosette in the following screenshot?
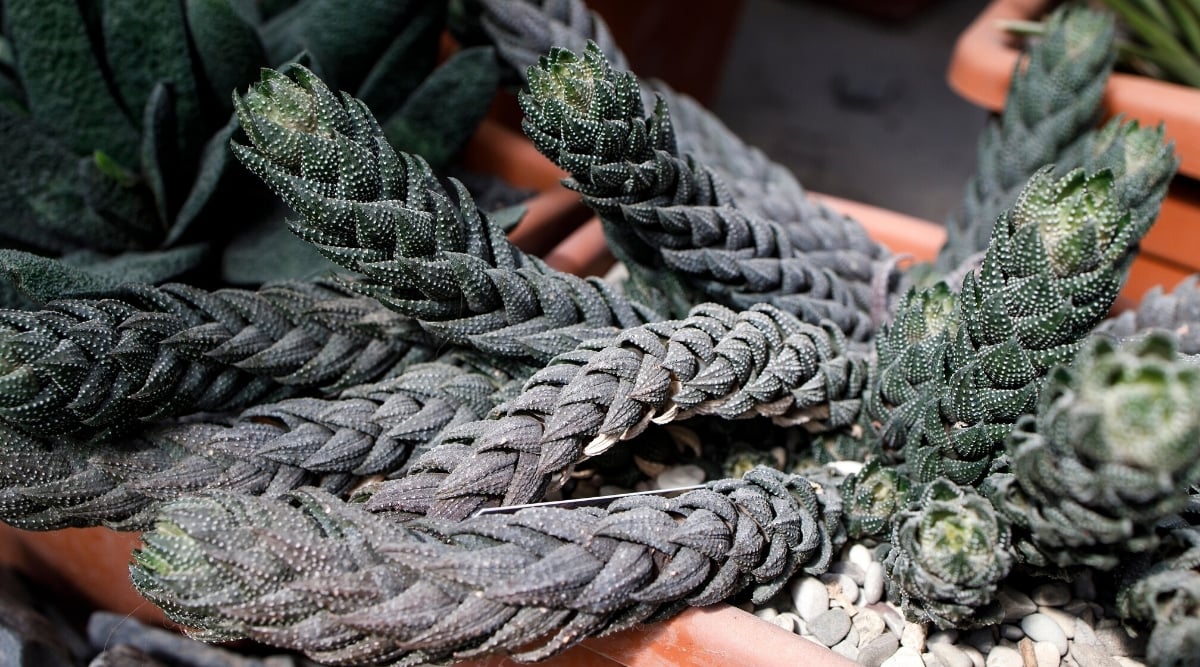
[881,480,1012,628]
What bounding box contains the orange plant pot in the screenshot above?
[947,0,1200,303]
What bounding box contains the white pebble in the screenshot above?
[1021,613,1068,656]
[1113,658,1147,667]
[1095,625,1144,657]
[865,561,885,604]
[923,652,946,667]
[997,588,1038,622]
[831,561,867,586]
[1037,607,1077,639]
[901,622,927,652]
[1031,583,1071,607]
[827,460,864,476]
[771,613,795,633]
[849,543,875,571]
[881,646,926,667]
[822,573,860,605]
[928,631,958,645]
[930,642,973,667]
[792,577,830,622]
[833,637,860,662]
[853,608,887,645]
[754,607,778,621]
[1073,618,1099,647]
[985,645,1023,667]
[961,645,985,667]
[1033,640,1060,667]
[776,612,802,635]
[655,464,705,489]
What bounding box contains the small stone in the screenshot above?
[1031,583,1071,607]
[882,608,908,637]
[822,573,860,605]
[754,607,778,621]
[1061,601,1094,628]
[1073,619,1099,647]
[928,631,958,645]
[770,613,795,633]
[1019,638,1037,667]
[831,561,867,586]
[833,637,860,662]
[1113,658,1146,667]
[854,608,887,645]
[966,628,997,654]
[776,612,803,635]
[655,464,705,488]
[850,543,875,571]
[811,609,853,647]
[860,634,902,667]
[923,653,945,667]
[901,622,927,652]
[881,646,926,667]
[961,645,986,667]
[1034,641,1060,667]
[1068,643,1121,667]
[1038,607,1076,639]
[1001,624,1024,641]
[930,642,973,667]
[998,588,1039,622]
[1094,625,1145,657]
[1072,571,1096,601]
[792,577,830,622]
[1022,613,1069,656]
[985,645,1023,667]
[865,562,885,605]
[845,626,860,648]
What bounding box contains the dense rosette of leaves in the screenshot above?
[985,334,1200,570]
[881,480,1012,628]
[1098,276,1200,354]
[519,43,888,337]
[232,66,657,362]
[839,459,912,541]
[1117,524,1200,667]
[872,167,1153,485]
[132,468,842,664]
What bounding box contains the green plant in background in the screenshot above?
[3,1,1200,665]
[1100,0,1200,87]
[0,0,501,304]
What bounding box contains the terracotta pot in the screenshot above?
[947,0,1200,303]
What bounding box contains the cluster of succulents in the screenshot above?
[3,1,1200,666]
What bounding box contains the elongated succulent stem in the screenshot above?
[0,356,523,530]
[365,303,869,520]
[132,467,842,665]
[937,5,1117,273]
[0,280,428,437]
[870,167,1150,485]
[232,66,658,361]
[519,43,888,338]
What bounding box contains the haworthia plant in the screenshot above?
[985,333,1200,570]
[231,66,659,361]
[0,281,431,437]
[132,468,842,664]
[0,355,522,530]
[937,5,1117,274]
[1098,275,1200,354]
[871,166,1160,485]
[364,302,869,520]
[519,43,888,338]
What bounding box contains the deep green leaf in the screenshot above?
[4,0,138,165]
[354,2,444,118]
[0,245,205,303]
[384,46,500,169]
[185,0,268,114]
[166,113,240,245]
[140,83,177,226]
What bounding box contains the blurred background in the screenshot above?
[597,0,994,223]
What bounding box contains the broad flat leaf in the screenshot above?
[0,245,206,303]
[221,217,338,284]
[141,83,177,226]
[166,113,241,245]
[355,2,444,118]
[4,0,138,166]
[102,0,202,157]
[384,47,500,169]
[185,0,268,113]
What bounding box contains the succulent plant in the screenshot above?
[881,480,1012,628]
[985,333,1200,570]
[839,459,912,541]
